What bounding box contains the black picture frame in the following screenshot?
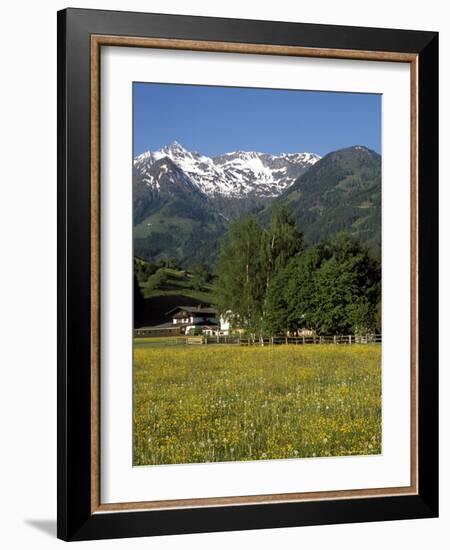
[57,7,438,541]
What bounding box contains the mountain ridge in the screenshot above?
[272,145,381,249]
[134,141,321,199]
[133,143,381,266]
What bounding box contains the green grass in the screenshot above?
[133,344,381,466]
[134,336,188,348]
[139,267,213,301]
[134,213,195,239]
[141,287,212,301]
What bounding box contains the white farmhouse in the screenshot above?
[219,310,234,335]
[167,305,219,335]
[134,305,236,337]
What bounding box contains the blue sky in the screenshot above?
[133,82,381,157]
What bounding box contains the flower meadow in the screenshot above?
[133,344,381,466]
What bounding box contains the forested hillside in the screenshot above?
[133,144,381,267]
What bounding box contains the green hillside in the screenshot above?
[133,145,381,268]
[134,262,214,326]
[134,212,227,268]
[274,146,381,251]
[133,157,228,267]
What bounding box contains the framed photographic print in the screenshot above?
[57,8,438,541]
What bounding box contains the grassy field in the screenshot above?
[139,267,213,301]
[133,344,381,466]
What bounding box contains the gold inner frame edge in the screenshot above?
[90,34,419,514]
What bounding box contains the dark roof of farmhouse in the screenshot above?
[166,306,217,316]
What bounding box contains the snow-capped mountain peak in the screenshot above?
[134,142,320,199]
[160,140,190,157]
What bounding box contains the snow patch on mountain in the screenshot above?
[134,141,321,199]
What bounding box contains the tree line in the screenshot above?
[213,205,381,339]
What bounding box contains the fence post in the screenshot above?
[333,335,336,345]
[349,335,352,345]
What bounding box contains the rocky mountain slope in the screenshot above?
[133,142,380,266]
[134,141,320,201]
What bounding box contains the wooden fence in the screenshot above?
[136,334,382,347]
[208,334,382,346]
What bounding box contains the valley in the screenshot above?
[133,142,381,267]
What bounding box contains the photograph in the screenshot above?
[132,82,383,466]
[52,5,439,542]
